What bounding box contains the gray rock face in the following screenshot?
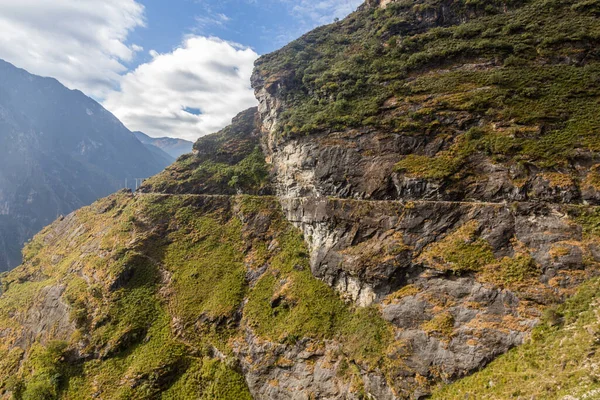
[235,331,354,400]
[385,277,530,380]
[280,198,582,304]
[251,56,598,208]
[234,327,398,400]
[229,192,592,398]
[247,35,600,398]
[19,285,75,348]
[254,123,593,205]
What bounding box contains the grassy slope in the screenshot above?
[0,192,395,399]
[5,195,600,399]
[432,278,600,399]
[140,108,271,196]
[255,0,600,174]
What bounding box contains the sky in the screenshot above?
[0,0,363,141]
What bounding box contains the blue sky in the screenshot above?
[132,0,360,62]
[134,0,298,57]
[0,0,362,141]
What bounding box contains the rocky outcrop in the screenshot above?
[273,196,594,396]
[234,331,362,400]
[252,85,597,205]
[19,285,74,348]
[280,198,587,303]
[236,330,398,400]
[139,107,272,196]
[247,79,600,396]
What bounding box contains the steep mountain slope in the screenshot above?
[0,111,394,399]
[1,0,600,398]
[0,60,171,271]
[432,277,600,398]
[134,131,194,159]
[254,0,600,203]
[0,108,598,399]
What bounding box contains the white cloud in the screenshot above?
[0,0,145,98]
[287,0,363,26]
[195,12,231,30]
[103,36,258,142]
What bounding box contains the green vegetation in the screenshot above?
[419,221,496,273]
[493,254,540,285]
[431,278,600,399]
[570,206,600,238]
[162,358,252,400]
[395,152,464,180]
[422,312,455,338]
[384,284,421,304]
[0,191,398,398]
[0,193,254,399]
[244,228,394,364]
[142,146,270,195]
[256,0,600,173]
[145,196,248,323]
[15,342,69,400]
[141,107,271,195]
[419,221,543,290]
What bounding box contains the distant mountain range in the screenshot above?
[134,131,193,160]
[0,59,172,271]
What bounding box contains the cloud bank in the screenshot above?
[0,0,258,141]
[0,0,145,98]
[103,37,258,142]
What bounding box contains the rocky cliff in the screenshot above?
[1,0,600,398]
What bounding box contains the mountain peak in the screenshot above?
[133,131,193,159]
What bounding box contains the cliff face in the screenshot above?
[250,0,600,395]
[250,0,600,305]
[1,0,600,399]
[253,0,600,203]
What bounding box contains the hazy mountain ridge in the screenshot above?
[134,131,194,159]
[0,59,171,271]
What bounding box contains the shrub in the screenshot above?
[419,221,496,273]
